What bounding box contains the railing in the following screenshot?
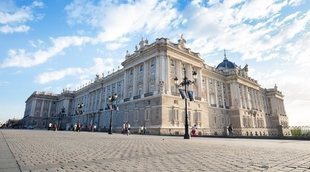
[195,97,201,101]
[144,92,154,97]
[133,95,141,100]
[123,98,130,102]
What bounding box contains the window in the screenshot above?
[174,100,178,105]
[140,65,144,72]
[145,109,150,121]
[170,59,175,66]
[151,59,155,67]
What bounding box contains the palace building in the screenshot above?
[23,36,290,136]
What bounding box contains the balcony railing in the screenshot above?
[133,95,141,100]
[144,92,154,97]
[195,97,201,101]
[124,98,130,102]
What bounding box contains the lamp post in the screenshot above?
[174,68,197,139]
[107,93,118,134]
[77,103,84,115]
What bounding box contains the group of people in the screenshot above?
[122,122,131,135]
[191,124,198,136]
[48,123,58,131]
[73,123,82,132]
[139,125,147,135]
[191,124,233,137]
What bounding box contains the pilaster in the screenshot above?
[166,56,171,94]
[133,66,137,96]
[143,61,148,96]
[40,100,45,117]
[155,56,160,94]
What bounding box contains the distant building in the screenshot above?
[4,118,22,129]
[23,36,290,136]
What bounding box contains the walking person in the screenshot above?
[54,123,57,132]
[127,122,131,135]
[122,122,126,134]
[228,124,233,136]
[73,123,77,132]
[143,125,146,135]
[191,124,197,137]
[93,124,97,132]
[77,122,81,132]
[139,125,144,135]
[48,123,52,130]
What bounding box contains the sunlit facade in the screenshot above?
[23,36,290,136]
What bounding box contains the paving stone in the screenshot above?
[1,130,310,171]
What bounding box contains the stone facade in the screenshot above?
[23,36,290,136]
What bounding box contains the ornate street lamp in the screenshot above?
[174,68,197,139]
[77,103,84,115]
[107,93,118,134]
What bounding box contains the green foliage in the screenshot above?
[291,128,302,136]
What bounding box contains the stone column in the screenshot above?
[133,66,137,96]
[197,68,203,100]
[246,87,252,109]
[143,61,148,96]
[241,85,246,109]
[221,82,225,108]
[123,71,127,98]
[256,91,260,110]
[155,56,160,95]
[48,101,52,117]
[206,78,210,106]
[166,56,171,95]
[215,80,219,108]
[30,100,36,117]
[40,100,45,117]
[160,55,166,94]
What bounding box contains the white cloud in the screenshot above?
[0,24,30,33]
[237,0,285,21]
[36,68,84,84]
[1,0,179,68]
[0,1,43,34]
[35,57,121,84]
[183,0,309,64]
[0,9,33,24]
[66,0,179,42]
[0,36,94,68]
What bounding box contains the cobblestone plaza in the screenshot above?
[1,130,310,172]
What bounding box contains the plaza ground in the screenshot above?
[0,130,310,172]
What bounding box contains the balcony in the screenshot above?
[195,97,201,101]
[124,98,130,102]
[144,92,154,97]
[133,95,141,100]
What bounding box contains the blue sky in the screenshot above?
[0,0,309,126]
